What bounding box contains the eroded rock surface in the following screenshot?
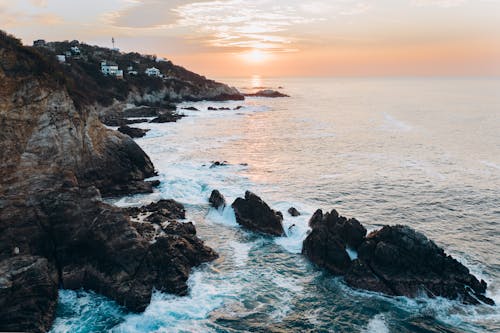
[302,209,494,305]
[231,191,285,236]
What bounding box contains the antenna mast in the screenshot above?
[112,37,115,49]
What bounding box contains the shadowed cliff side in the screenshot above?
[0,30,217,333]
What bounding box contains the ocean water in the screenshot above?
[51,77,500,333]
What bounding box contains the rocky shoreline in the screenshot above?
[211,190,495,306]
[0,30,225,332]
[0,30,495,333]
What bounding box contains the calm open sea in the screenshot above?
[51,77,500,332]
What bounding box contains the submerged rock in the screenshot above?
[231,191,285,236]
[302,210,494,305]
[150,111,185,123]
[209,189,226,208]
[210,161,229,168]
[244,89,289,98]
[182,106,199,111]
[118,125,150,138]
[288,207,301,217]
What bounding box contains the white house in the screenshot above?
[145,67,162,77]
[70,46,81,54]
[101,61,123,78]
[56,55,66,63]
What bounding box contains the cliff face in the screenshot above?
[0,31,217,332]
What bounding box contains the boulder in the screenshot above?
[302,209,366,275]
[182,106,199,111]
[209,189,226,208]
[208,107,218,111]
[231,191,285,236]
[288,207,301,217]
[118,125,150,138]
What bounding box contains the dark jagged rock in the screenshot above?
[210,161,229,168]
[124,106,175,118]
[182,106,199,111]
[150,111,185,123]
[118,125,150,138]
[288,207,301,217]
[209,189,226,208]
[208,107,218,111]
[126,199,186,221]
[244,89,289,98]
[218,107,231,110]
[231,191,285,236]
[0,31,218,332]
[233,105,243,110]
[302,209,366,275]
[0,256,58,333]
[302,208,494,305]
[345,225,494,305]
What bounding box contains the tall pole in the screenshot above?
[112,37,115,49]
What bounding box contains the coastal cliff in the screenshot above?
[0,30,218,332]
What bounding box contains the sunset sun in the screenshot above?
[242,49,268,63]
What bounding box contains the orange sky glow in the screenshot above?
[1,0,500,77]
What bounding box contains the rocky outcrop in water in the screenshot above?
[302,209,494,305]
[150,110,185,123]
[0,30,218,332]
[244,89,289,98]
[209,189,226,208]
[231,191,285,236]
[288,207,301,217]
[118,125,149,138]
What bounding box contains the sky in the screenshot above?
[1,0,500,77]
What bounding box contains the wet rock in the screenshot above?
[302,208,494,305]
[0,256,58,333]
[218,107,231,110]
[302,209,365,275]
[288,207,301,217]
[210,161,229,168]
[231,191,285,236]
[208,107,218,111]
[150,111,185,123]
[118,125,150,138]
[345,225,494,305]
[126,199,186,221]
[209,189,226,208]
[244,89,289,98]
[233,106,243,110]
[182,106,199,111]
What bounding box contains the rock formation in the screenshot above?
[118,125,150,138]
[231,191,285,236]
[209,189,226,209]
[0,30,217,332]
[244,89,289,98]
[288,207,301,217]
[302,209,494,305]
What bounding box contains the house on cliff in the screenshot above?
[145,67,163,78]
[101,61,123,78]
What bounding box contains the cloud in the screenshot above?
[411,0,467,7]
[29,0,48,7]
[106,0,373,53]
